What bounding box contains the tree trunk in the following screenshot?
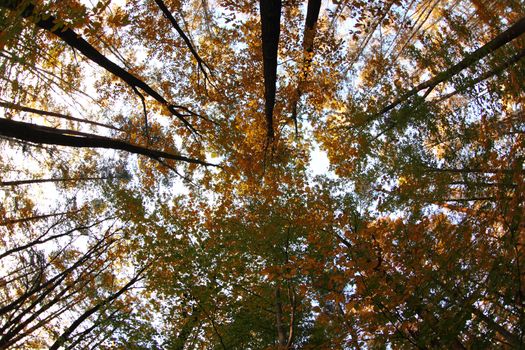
[0,217,111,260]
[0,175,118,187]
[171,307,202,350]
[0,210,80,226]
[377,16,525,117]
[274,285,287,347]
[0,117,215,166]
[470,305,521,347]
[259,0,282,141]
[290,0,321,131]
[48,265,148,350]
[0,235,112,318]
[0,101,121,131]
[0,0,197,131]
[153,0,210,78]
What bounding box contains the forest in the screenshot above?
[0,0,524,348]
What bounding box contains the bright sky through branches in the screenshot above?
[0,0,524,348]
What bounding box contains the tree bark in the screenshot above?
[0,235,113,318]
[274,285,287,347]
[0,101,121,131]
[0,0,197,132]
[470,305,521,347]
[171,307,202,350]
[0,217,111,260]
[425,166,522,174]
[0,176,118,187]
[0,118,215,166]
[0,239,116,349]
[48,265,148,350]
[259,0,282,141]
[153,0,210,79]
[434,47,525,102]
[290,0,321,132]
[0,210,80,226]
[376,16,525,118]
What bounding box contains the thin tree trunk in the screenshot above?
[64,310,120,350]
[0,235,112,317]
[172,307,202,350]
[0,217,111,260]
[286,285,296,349]
[0,210,80,226]
[48,265,148,350]
[448,181,517,188]
[0,101,121,131]
[425,166,522,174]
[0,243,115,349]
[290,0,322,133]
[3,260,110,348]
[375,16,525,118]
[0,273,86,349]
[0,0,197,132]
[470,305,521,347]
[274,285,287,347]
[153,0,210,79]
[434,47,525,102]
[0,176,118,187]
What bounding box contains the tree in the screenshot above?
[0,0,524,348]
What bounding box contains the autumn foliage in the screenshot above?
[0,0,524,348]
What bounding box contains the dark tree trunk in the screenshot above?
[259,0,282,141]
[377,16,525,118]
[290,0,322,132]
[274,285,287,347]
[171,307,202,350]
[49,266,148,350]
[0,101,121,131]
[0,217,111,260]
[0,0,197,132]
[154,0,210,78]
[0,118,215,166]
[0,176,118,187]
[0,210,80,226]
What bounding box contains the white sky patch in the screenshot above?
[308,143,329,176]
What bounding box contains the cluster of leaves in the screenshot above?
[0,0,524,348]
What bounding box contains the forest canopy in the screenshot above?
[0,0,524,348]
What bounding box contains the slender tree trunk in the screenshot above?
[470,305,521,347]
[0,235,112,317]
[376,16,525,117]
[0,217,112,260]
[0,210,80,226]
[171,307,202,350]
[290,0,321,132]
[0,0,197,132]
[64,310,119,350]
[0,175,118,187]
[425,166,521,174]
[448,181,517,188]
[286,285,296,349]
[153,0,210,78]
[274,285,287,347]
[0,101,121,131]
[0,274,84,349]
[434,47,525,102]
[0,252,112,349]
[48,265,148,350]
